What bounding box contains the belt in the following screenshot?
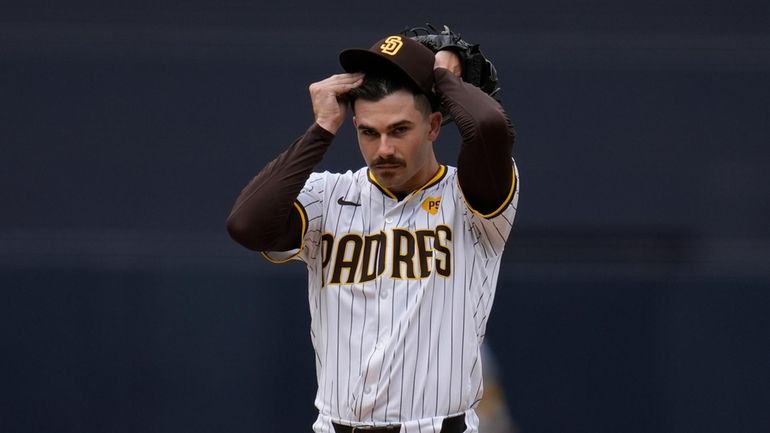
[332,413,466,433]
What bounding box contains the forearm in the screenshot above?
[435,68,515,214]
[226,123,334,251]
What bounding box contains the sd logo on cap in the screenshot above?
[380,36,404,55]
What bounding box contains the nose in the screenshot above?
[377,135,396,157]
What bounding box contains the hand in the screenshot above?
[308,73,364,134]
[434,50,462,77]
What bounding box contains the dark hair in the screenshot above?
[347,72,437,117]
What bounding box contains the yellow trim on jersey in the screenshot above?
[463,163,517,219]
[367,169,397,199]
[260,250,297,264]
[367,165,447,199]
[260,200,308,264]
[413,165,447,195]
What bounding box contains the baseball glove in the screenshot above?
[400,24,501,99]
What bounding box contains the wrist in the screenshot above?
[315,119,340,135]
[313,121,338,137]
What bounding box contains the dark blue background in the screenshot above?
[2,2,769,432]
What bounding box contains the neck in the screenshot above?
[392,160,443,199]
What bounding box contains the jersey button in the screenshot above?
[385,217,393,224]
[379,290,388,300]
[364,385,372,394]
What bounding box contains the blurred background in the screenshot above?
[1,1,769,432]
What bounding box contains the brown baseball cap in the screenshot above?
[339,34,436,97]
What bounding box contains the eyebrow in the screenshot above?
[357,120,414,132]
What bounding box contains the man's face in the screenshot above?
[353,90,442,194]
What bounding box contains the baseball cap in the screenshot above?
[339,35,436,97]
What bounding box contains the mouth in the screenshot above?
[375,164,403,169]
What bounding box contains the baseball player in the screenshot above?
[227,26,519,433]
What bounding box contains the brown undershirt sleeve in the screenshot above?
[434,68,516,215]
[226,123,334,251]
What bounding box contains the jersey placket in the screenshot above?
[352,180,422,420]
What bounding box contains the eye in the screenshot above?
[360,129,378,137]
[392,126,409,135]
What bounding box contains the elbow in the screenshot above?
[472,116,514,157]
[483,109,515,147]
[226,215,264,251]
[482,112,515,156]
[458,106,515,151]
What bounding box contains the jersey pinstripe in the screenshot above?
[263,163,518,432]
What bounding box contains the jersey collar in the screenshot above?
[367,164,447,200]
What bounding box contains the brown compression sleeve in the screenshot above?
[226,123,334,251]
[434,68,515,215]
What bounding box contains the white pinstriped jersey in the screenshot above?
[264,163,518,432]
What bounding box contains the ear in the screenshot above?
[427,111,442,141]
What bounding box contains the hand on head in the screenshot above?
[433,50,462,77]
[308,73,365,134]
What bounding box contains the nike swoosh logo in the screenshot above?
[337,196,361,207]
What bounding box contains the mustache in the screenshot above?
[372,157,405,167]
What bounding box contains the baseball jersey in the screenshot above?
[263,163,519,432]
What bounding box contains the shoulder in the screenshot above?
[440,164,459,189]
[303,168,368,194]
[307,168,360,183]
[443,164,458,178]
